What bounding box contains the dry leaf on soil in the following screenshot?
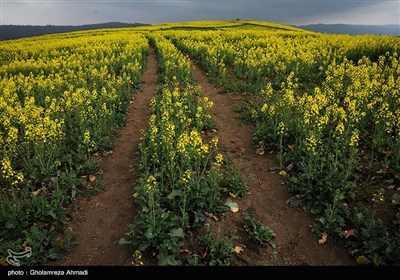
[234,245,244,254]
[205,212,219,221]
[255,147,265,155]
[392,200,400,205]
[32,188,43,197]
[318,232,328,244]
[343,229,356,239]
[225,199,239,213]
[391,193,400,205]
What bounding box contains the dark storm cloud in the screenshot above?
[1,0,398,25]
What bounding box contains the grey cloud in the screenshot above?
[1,0,398,25]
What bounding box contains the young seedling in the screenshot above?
[245,212,277,249]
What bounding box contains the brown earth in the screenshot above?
[50,47,158,266]
[50,46,352,266]
[190,63,353,265]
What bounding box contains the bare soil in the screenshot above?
[190,64,353,265]
[51,48,158,266]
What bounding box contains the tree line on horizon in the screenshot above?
[0,22,150,41]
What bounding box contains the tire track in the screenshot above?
[190,63,352,265]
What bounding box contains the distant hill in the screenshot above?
[299,24,400,36]
[0,22,150,41]
[134,20,307,32]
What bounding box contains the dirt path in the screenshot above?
[53,48,158,266]
[190,64,353,265]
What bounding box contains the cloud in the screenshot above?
[1,0,398,25]
[295,0,400,24]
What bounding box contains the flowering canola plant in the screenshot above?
[167,29,400,264]
[123,34,233,265]
[0,30,148,264]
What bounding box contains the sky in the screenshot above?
[0,0,399,26]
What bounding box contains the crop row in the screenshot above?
[121,34,243,265]
[169,30,400,264]
[0,32,148,264]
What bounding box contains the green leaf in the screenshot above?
[289,196,303,207]
[167,255,182,265]
[48,247,63,260]
[225,198,238,208]
[267,166,280,172]
[145,228,154,239]
[47,210,57,219]
[168,228,184,238]
[310,205,322,215]
[269,241,277,249]
[5,222,15,230]
[118,238,131,245]
[167,190,183,199]
[289,176,299,184]
[71,187,77,200]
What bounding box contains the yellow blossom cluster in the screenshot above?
[139,33,223,205]
[170,29,399,168]
[0,31,148,187]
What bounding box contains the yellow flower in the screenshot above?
[200,144,209,154]
[83,130,91,145]
[277,121,286,135]
[215,153,224,166]
[1,157,14,179]
[335,122,345,135]
[181,169,192,186]
[372,188,384,203]
[306,134,318,156]
[132,250,144,266]
[12,172,24,186]
[146,175,157,193]
[210,136,219,147]
[261,103,268,113]
[349,129,359,147]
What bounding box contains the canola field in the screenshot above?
[1,21,399,265]
[0,31,148,264]
[167,28,400,264]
